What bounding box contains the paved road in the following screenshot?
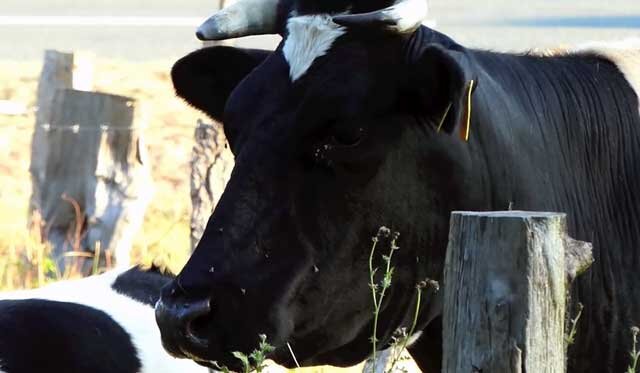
[0,0,639,60]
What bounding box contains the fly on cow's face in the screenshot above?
[308,122,366,167]
[311,143,334,167]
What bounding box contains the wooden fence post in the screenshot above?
[30,50,75,219]
[442,211,593,373]
[190,120,233,251]
[32,89,153,273]
[30,50,95,225]
[34,50,74,128]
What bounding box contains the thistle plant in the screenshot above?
[212,334,275,373]
[385,280,439,373]
[248,334,276,373]
[368,226,395,373]
[367,226,440,373]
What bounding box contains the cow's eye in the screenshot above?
[330,126,364,147]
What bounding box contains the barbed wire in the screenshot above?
[1,101,222,132]
[40,123,142,132]
[0,121,220,132]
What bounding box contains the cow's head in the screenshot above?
[156,0,486,369]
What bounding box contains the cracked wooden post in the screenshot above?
[33,89,153,274]
[30,49,94,231]
[442,211,593,373]
[190,120,233,251]
[30,50,75,221]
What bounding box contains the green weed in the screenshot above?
[565,302,584,349]
[366,226,437,373]
[212,334,276,373]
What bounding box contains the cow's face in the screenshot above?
[156,4,483,369]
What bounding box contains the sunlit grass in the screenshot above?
[0,217,53,291]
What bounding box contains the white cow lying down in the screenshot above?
[0,266,208,373]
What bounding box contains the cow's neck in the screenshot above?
[468,49,640,265]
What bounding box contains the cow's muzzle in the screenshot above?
[155,289,212,359]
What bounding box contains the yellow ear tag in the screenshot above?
[436,102,453,133]
[459,79,475,142]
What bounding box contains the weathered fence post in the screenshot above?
[34,51,75,128]
[30,50,74,219]
[30,50,94,225]
[442,211,593,373]
[32,89,153,273]
[190,120,233,250]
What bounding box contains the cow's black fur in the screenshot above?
[0,299,140,373]
[112,265,175,306]
[157,22,640,373]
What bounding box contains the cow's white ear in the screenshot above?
[411,44,478,141]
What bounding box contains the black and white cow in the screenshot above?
[0,267,208,373]
[154,0,640,372]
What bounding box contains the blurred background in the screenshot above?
[0,0,638,289]
[2,0,640,59]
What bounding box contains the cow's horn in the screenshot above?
[196,0,279,40]
[332,0,428,34]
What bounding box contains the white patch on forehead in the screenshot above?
[283,14,346,81]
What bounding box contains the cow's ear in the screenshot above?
[411,44,478,141]
[171,46,271,121]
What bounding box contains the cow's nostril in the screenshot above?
[185,314,212,348]
[156,295,212,354]
[176,298,211,324]
[179,299,212,349]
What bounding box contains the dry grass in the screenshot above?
[0,56,206,288]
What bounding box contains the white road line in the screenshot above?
[0,15,436,29]
[0,16,205,27]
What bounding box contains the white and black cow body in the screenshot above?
[0,267,207,373]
